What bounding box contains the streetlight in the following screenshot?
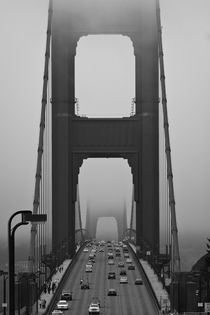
[8,210,47,315]
[0,270,8,315]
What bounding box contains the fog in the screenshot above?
[79,158,132,228]
[0,0,210,270]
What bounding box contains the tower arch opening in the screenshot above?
[75,35,135,118]
[78,158,133,239]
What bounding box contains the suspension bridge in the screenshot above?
[5,0,198,314]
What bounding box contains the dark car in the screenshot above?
[120,269,127,276]
[123,248,129,253]
[118,262,124,268]
[128,265,135,270]
[61,291,72,301]
[81,282,90,289]
[108,272,116,279]
[135,278,143,285]
[108,288,117,296]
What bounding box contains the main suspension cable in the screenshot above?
[156,0,181,273]
[29,0,53,272]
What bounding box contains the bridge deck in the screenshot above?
[45,242,160,315]
[129,243,171,312]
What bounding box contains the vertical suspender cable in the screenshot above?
[29,0,53,272]
[44,78,50,254]
[77,185,84,241]
[129,185,134,239]
[156,0,181,273]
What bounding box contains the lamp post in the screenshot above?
[0,270,8,315]
[8,210,47,315]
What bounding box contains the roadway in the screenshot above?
[51,242,159,315]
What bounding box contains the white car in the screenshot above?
[56,300,69,310]
[126,258,132,264]
[88,302,100,314]
[120,276,128,284]
[108,259,114,265]
[86,265,93,272]
[83,248,89,252]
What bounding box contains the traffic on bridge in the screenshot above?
[47,240,159,315]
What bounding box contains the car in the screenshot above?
[108,259,114,265]
[99,248,104,252]
[108,272,116,279]
[128,265,135,270]
[88,302,100,314]
[61,290,72,301]
[56,300,69,310]
[118,262,124,267]
[83,248,89,252]
[91,297,100,307]
[120,276,128,283]
[119,269,126,275]
[124,253,129,258]
[52,310,64,315]
[86,265,93,272]
[123,248,129,253]
[116,252,121,257]
[126,258,132,264]
[135,278,143,285]
[107,288,117,296]
[81,282,90,289]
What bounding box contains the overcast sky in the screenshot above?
[0,0,210,265]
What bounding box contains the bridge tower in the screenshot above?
[85,203,127,241]
[51,0,159,258]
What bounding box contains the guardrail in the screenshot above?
[44,242,88,315]
[127,243,161,313]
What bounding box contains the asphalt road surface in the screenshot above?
[52,242,159,315]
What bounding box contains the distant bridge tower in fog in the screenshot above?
[85,204,127,241]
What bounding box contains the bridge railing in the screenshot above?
[42,242,88,315]
[127,242,161,313]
